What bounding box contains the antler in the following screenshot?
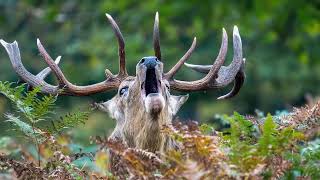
[153,12,161,60]
[152,11,198,80]
[0,14,127,96]
[164,25,245,99]
[105,13,127,77]
[184,58,246,99]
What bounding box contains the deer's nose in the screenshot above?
[140,56,159,69]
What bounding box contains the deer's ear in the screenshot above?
[170,94,189,115]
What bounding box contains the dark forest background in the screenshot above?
[0,0,319,142]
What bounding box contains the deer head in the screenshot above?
[0,12,245,152]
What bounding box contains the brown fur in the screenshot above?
[95,60,188,173]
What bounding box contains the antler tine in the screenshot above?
[184,27,245,98]
[24,56,61,91]
[1,13,130,96]
[36,56,61,80]
[169,26,244,98]
[36,39,122,95]
[106,13,127,77]
[153,12,161,60]
[184,58,246,99]
[217,58,245,99]
[213,26,243,87]
[37,39,69,86]
[168,28,228,91]
[205,28,228,79]
[18,56,60,86]
[0,39,58,94]
[165,37,197,79]
[1,39,122,96]
[183,62,211,73]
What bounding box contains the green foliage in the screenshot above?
[0,81,56,123]
[50,111,89,133]
[5,113,44,141]
[0,81,90,178]
[221,112,306,176]
[96,106,317,179]
[224,112,255,143]
[287,139,320,178]
[0,81,89,136]
[199,123,215,135]
[258,113,278,155]
[0,136,11,149]
[100,110,317,179]
[32,95,56,121]
[0,80,319,179]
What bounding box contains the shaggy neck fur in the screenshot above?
[122,88,172,152]
[99,77,186,154]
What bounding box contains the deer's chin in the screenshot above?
[144,93,165,115]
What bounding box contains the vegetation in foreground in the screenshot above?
[0,81,319,179]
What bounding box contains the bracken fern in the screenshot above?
[0,80,319,179]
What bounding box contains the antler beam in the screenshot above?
[0,40,59,94]
[0,14,128,96]
[165,26,245,99]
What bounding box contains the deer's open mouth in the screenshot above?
[145,68,159,96]
[140,66,161,98]
[140,66,164,115]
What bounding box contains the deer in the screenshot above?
[0,12,245,173]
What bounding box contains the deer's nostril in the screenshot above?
[143,57,158,69]
[140,58,145,64]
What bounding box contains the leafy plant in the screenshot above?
[0,81,90,178]
[98,104,318,179]
[286,139,320,179]
[0,81,319,179]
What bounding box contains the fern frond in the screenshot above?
[23,86,41,108]
[258,114,277,155]
[4,113,45,141]
[0,81,57,122]
[0,81,25,105]
[32,95,57,121]
[0,81,33,120]
[50,110,89,133]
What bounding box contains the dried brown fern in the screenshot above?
[0,154,46,179]
[160,122,232,179]
[280,101,320,138]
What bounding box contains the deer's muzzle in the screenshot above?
[138,56,164,116]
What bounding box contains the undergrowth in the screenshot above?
[0,81,319,179]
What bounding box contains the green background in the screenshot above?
[0,0,319,142]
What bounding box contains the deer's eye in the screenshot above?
[119,86,129,96]
[165,84,170,90]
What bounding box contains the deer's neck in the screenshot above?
[135,112,171,152]
[122,106,173,152]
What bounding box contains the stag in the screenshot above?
[1,12,245,172]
